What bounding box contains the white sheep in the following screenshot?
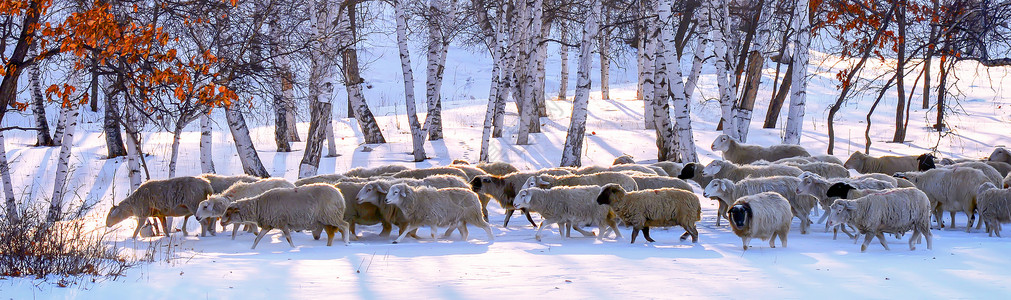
[194,178,295,239]
[474,162,520,176]
[702,160,803,182]
[782,161,850,178]
[651,161,685,178]
[703,177,815,233]
[595,184,701,243]
[711,134,811,164]
[989,147,1011,165]
[627,175,693,191]
[986,161,1011,177]
[449,164,489,180]
[843,152,920,174]
[527,172,638,192]
[612,154,635,165]
[727,192,793,250]
[198,174,259,193]
[106,176,214,238]
[220,183,350,249]
[294,174,349,186]
[392,167,469,180]
[826,188,933,252]
[796,173,895,224]
[344,165,410,178]
[513,185,622,241]
[943,161,1003,186]
[384,184,494,244]
[895,167,990,231]
[469,169,572,228]
[976,182,1011,237]
[354,176,471,237]
[774,155,845,165]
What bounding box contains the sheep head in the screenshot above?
[513,189,534,209]
[727,203,751,230]
[843,152,866,171]
[978,182,998,195]
[711,134,734,152]
[917,153,937,171]
[989,148,1011,163]
[220,206,244,227]
[825,182,856,199]
[106,203,131,227]
[385,184,412,206]
[357,182,387,205]
[452,159,470,165]
[703,179,732,200]
[194,198,220,221]
[596,184,625,206]
[701,161,725,177]
[826,200,857,228]
[797,174,827,195]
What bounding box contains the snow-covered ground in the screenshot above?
[4,31,1011,298]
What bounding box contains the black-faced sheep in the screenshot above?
[392,167,469,180]
[827,187,933,252]
[727,192,793,250]
[384,183,494,244]
[843,152,920,174]
[703,177,815,233]
[595,184,701,243]
[675,163,712,188]
[976,182,1011,237]
[106,176,214,238]
[354,176,471,239]
[702,160,804,182]
[711,134,811,164]
[344,165,410,178]
[220,183,350,249]
[513,186,622,241]
[194,178,295,239]
[895,167,990,231]
[796,173,895,224]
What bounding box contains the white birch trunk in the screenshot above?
[424,0,447,141]
[1,133,19,221]
[48,98,80,222]
[651,2,677,162]
[28,42,53,147]
[733,0,775,142]
[226,108,269,177]
[559,0,601,167]
[558,36,569,101]
[784,0,810,144]
[711,0,738,139]
[52,104,68,146]
[300,0,337,178]
[684,3,710,100]
[515,0,542,145]
[395,0,427,162]
[640,2,656,130]
[660,0,698,162]
[491,5,511,138]
[199,113,214,174]
[167,126,183,178]
[599,13,610,101]
[325,120,337,157]
[533,20,550,119]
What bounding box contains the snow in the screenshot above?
[5,27,1011,298]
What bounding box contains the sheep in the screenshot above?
[843,152,920,174]
[527,172,638,192]
[384,184,494,243]
[651,161,685,178]
[198,174,259,193]
[627,175,693,191]
[595,184,700,243]
[702,160,804,182]
[607,164,659,175]
[448,164,489,180]
[392,167,468,180]
[826,188,933,252]
[220,183,350,249]
[645,166,670,176]
[354,176,471,238]
[612,155,635,165]
[470,171,570,228]
[727,192,793,250]
[344,165,410,178]
[796,173,896,223]
[193,178,295,239]
[781,161,850,178]
[915,153,939,171]
[976,182,1011,237]
[987,161,1011,177]
[895,167,990,231]
[106,176,214,238]
[474,162,520,176]
[451,159,470,165]
[711,134,811,164]
[513,186,622,241]
[989,147,1011,165]
[821,182,898,240]
[944,161,1003,186]
[773,155,845,166]
[294,174,350,186]
[675,162,712,188]
[703,177,815,233]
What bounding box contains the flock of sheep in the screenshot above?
[104,134,1011,252]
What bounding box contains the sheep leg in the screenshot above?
[479,195,490,222]
[251,226,272,249]
[555,222,566,240]
[324,226,336,246]
[564,222,571,238]
[630,228,640,243]
[394,224,419,244]
[280,228,296,248]
[817,212,830,225]
[769,232,778,248]
[949,211,958,230]
[478,222,494,241]
[571,225,595,237]
[429,226,438,239]
[181,215,191,236]
[908,230,921,251]
[459,222,470,240]
[778,228,788,248]
[607,219,622,239]
[534,221,549,242]
[860,233,874,252]
[742,237,751,250]
[681,225,699,243]
[642,227,655,243]
[231,224,240,240]
[997,223,1003,238]
[521,208,537,227]
[502,209,516,228]
[716,202,727,226]
[131,218,144,239]
[441,225,457,239]
[159,215,171,237]
[968,209,978,232]
[379,222,393,238]
[875,232,890,250]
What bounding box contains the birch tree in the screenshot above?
[684,1,710,102]
[102,79,127,158]
[559,0,602,167]
[516,0,544,145]
[476,0,505,162]
[1,133,18,222]
[300,0,339,178]
[650,0,677,162]
[784,0,811,145]
[733,0,775,142]
[660,0,697,162]
[395,0,427,162]
[711,0,739,140]
[340,0,386,144]
[268,17,292,153]
[639,0,655,130]
[423,0,458,141]
[47,75,82,223]
[226,108,270,177]
[28,42,54,147]
[599,11,610,101]
[558,26,569,101]
[199,113,214,174]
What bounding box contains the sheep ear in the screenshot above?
[842,201,857,210]
[376,185,387,194]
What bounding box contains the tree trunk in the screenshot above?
[301,0,339,177]
[269,18,291,153]
[424,0,449,141]
[1,133,19,222]
[515,0,543,145]
[558,35,569,101]
[784,0,813,145]
[923,0,939,109]
[167,126,184,178]
[48,102,79,223]
[652,30,677,162]
[534,19,550,119]
[684,5,709,101]
[660,0,695,162]
[733,0,774,142]
[299,101,332,178]
[225,108,270,177]
[342,0,386,144]
[892,2,907,142]
[52,105,68,147]
[866,75,897,153]
[273,93,291,152]
[28,43,54,147]
[599,13,610,101]
[763,62,793,128]
[712,0,738,139]
[479,60,501,162]
[89,57,99,112]
[200,113,214,174]
[641,0,657,131]
[559,0,601,167]
[396,0,427,162]
[102,80,127,158]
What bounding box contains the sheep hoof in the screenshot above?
[392,241,399,244]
